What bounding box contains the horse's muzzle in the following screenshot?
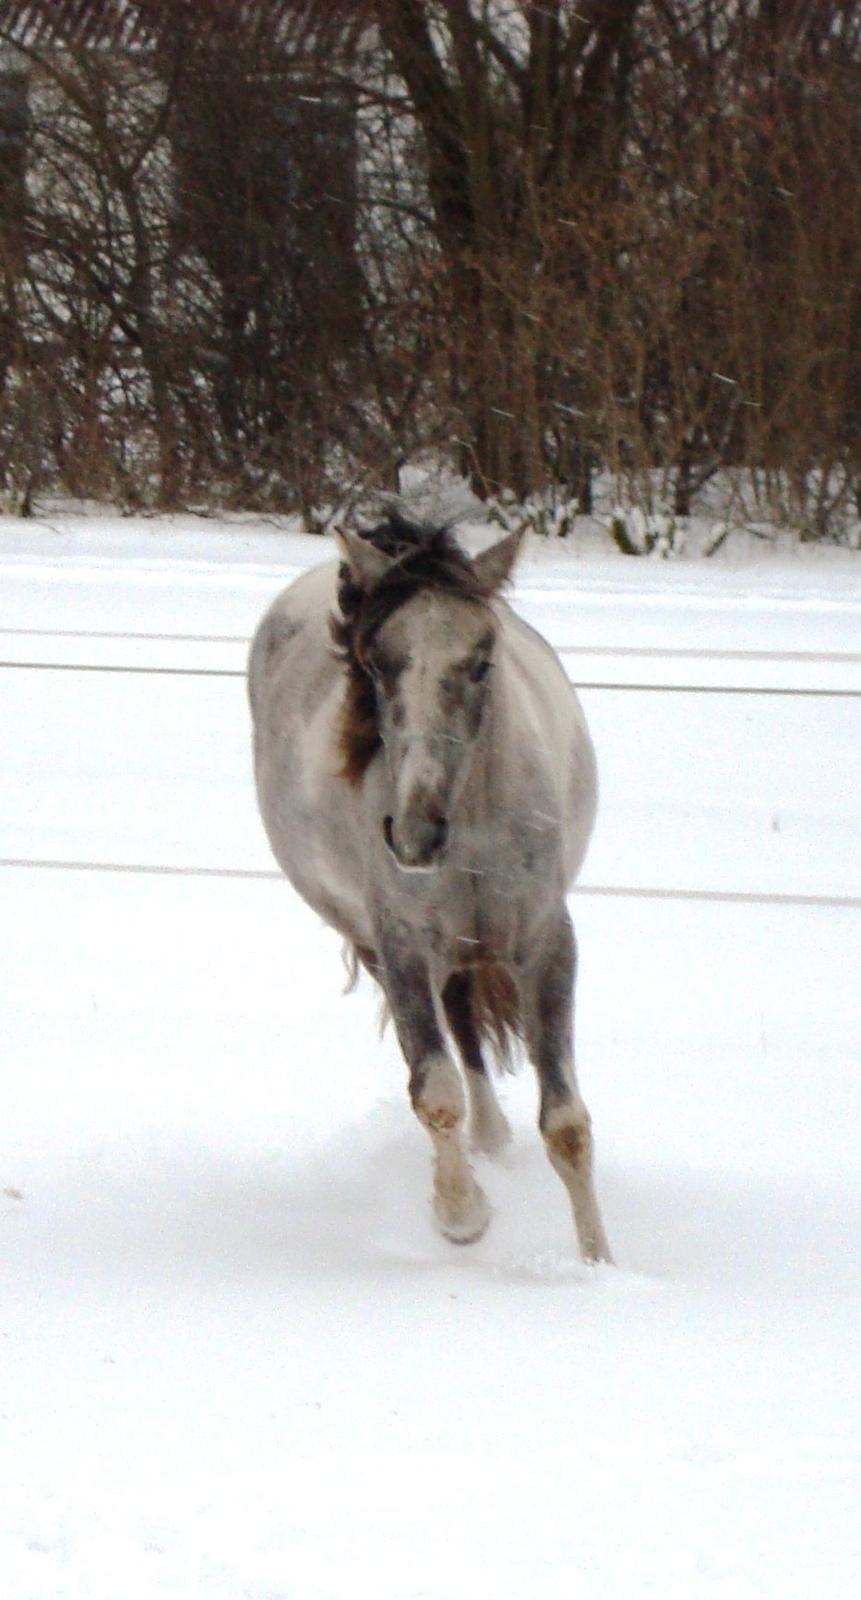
[383,811,449,872]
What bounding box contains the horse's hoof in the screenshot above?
[581,1239,614,1266]
[434,1184,491,1245]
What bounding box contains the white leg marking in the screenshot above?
[542,1101,613,1264]
[415,1053,491,1243]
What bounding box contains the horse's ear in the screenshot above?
[334,526,390,590]
[471,526,526,594]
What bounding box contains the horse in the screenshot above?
[248,511,611,1262]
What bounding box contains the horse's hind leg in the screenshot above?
[521,911,612,1264]
[442,972,511,1156]
[380,942,490,1244]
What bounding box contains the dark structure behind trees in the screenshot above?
[0,0,859,539]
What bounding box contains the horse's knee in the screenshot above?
[411,1051,466,1132]
[541,1102,612,1264]
[541,1102,594,1174]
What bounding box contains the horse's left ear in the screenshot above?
[471,526,526,594]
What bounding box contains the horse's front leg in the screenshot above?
[521,909,612,1264]
[442,971,512,1156]
[379,932,490,1244]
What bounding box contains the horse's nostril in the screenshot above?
[383,811,447,866]
[432,816,449,852]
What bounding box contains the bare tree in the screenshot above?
[368,1,642,502]
[0,1,858,538]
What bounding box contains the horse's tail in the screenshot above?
[469,964,523,1074]
[343,940,390,1037]
[341,941,361,993]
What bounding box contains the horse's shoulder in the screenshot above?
[494,601,569,688]
[495,600,590,767]
[248,560,339,707]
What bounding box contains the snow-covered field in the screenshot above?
[3,514,860,1599]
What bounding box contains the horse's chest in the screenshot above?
[428,865,526,969]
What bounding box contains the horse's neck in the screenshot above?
[484,625,561,798]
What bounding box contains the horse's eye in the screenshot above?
[469,657,492,684]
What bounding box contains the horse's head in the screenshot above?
[333,514,523,872]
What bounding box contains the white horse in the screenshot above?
[248,512,610,1260]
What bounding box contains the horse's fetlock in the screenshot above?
[434,1175,491,1244]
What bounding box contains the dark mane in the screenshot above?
[330,512,488,786]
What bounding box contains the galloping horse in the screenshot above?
[248,512,611,1261]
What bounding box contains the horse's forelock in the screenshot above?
[335,520,485,658]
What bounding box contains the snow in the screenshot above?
[2,513,860,1598]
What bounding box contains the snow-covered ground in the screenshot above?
[3,514,860,1599]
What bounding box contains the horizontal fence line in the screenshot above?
[2,627,246,644]
[570,685,861,698]
[5,626,861,668]
[2,660,858,697]
[0,661,240,678]
[1,855,858,910]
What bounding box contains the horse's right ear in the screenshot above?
[334,526,390,590]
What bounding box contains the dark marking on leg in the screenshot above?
[529,912,578,1121]
[546,1119,588,1169]
[521,909,612,1262]
[378,941,446,1108]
